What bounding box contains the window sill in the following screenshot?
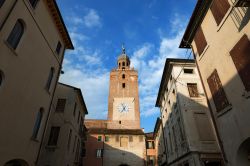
[30,137,40,142]
[242,90,250,99]
[4,41,18,56]
[217,6,233,32]
[217,104,232,117]
[198,44,209,61]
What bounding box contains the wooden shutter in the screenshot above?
[120,137,128,147]
[210,0,230,25]
[187,83,199,97]
[207,70,230,112]
[194,26,207,55]
[230,34,250,91]
[55,98,66,112]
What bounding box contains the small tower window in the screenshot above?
[122,62,125,66]
[122,83,125,88]
[119,63,121,68]
[122,74,125,79]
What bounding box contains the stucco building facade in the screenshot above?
[0,0,73,165]
[37,83,88,166]
[180,1,250,165]
[155,58,222,166]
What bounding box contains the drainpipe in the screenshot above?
[35,48,66,165]
[0,0,18,31]
[189,43,228,165]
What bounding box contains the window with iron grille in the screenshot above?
[187,83,199,97]
[230,34,250,91]
[55,98,66,112]
[210,0,230,25]
[207,69,230,112]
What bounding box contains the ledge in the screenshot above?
[217,104,233,117]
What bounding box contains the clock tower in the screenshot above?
[107,46,140,129]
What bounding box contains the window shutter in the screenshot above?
[55,98,66,112]
[210,0,230,25]
[207,70,230,112]
[230,34,250,91]
[194,26,207,55]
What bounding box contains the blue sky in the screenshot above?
[58,0,196,132]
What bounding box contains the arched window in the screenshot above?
[119,63,121,68]
[122,62,125,66]
[7,20,24,49]
[29,0,39,8]
[0,0,5,8]
[122,74,125,79]
[0,71,3,87]
[46,67,55,91]
[32,108,44,139]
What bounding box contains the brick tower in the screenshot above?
[107,46,140,129]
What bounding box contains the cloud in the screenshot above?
[84,9,102,28]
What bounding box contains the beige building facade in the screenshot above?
[37,83,88,166]
[156,59,222,166]
[180,1,250,165]
[0,0,73,165]
[83,47,146,166]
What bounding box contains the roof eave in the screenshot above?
[179,0,212,48]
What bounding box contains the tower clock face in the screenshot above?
[118,103,129,113]
[113,97,135,120]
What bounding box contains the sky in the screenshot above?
[58,0,196,132]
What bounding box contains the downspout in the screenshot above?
[189,43,228,165]
[0,0,18,31]
[35,47,66,165]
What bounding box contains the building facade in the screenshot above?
[0,0,73,165]
[37,83,88,166]
[155,59,222,166]
[145,132,157,166]
[180,1,250,165]
[83,47,145,166]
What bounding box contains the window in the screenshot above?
[187,83,199,97]
[0,0,5,8]
[0,71,4,87]
[194,26,207,55]
[210,0,230,25]
[73,102,77,116]
[48,126,60,146]
[184,68,194,74]
[55,98,66,112]
[29,0,39,8]
[172,89,175,94]
[105,136,109,142]
[46,67,54,91]
[119,120,121,124]
[67,129,72,150]
[7,20,24,49]
[129,136,133,142]
[122,62,125,66]
[146,141,155,149]
[207,69,230,112]
[230,34,250,91]
[116,135,119,142]
[97,136,102,142]
[119,63,121,68]
[96,149,103,158]
[56,41,62,55]
[120,137,128,147]
[77,111,80,123]
[32,108,43,139]
[139,135,143,142]
[73,135,77,152]
[122,74,125,79]
[122,83,125,88]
